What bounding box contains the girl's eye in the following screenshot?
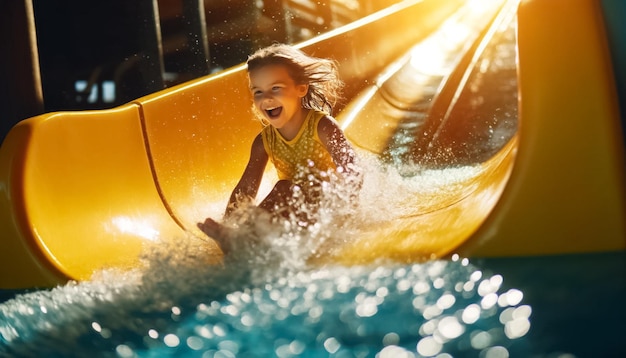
[272,86,281,92]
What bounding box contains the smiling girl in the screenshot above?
[198,44,360,250]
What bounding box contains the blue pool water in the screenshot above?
[1,246,624,357]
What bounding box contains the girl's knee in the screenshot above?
[273,180,293,193]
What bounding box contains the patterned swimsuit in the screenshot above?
[261,109,336,184]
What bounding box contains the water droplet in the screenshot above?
[438,316,465,339]
[115,344,134,358]
[186,336,204,350]
[382,332,400,346]
[164,333,180,347]
[324,337,341,353]
[462,304,481,324]
[416,336,442,356]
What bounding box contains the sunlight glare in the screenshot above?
[108,216,159,241]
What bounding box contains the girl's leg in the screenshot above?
[259,179,322,222]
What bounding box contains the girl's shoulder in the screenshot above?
[315,111,339,130]
[311,109,336,127]
[314,111,344,146]
[252,132,269,155]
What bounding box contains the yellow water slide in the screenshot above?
[0,0,623,289]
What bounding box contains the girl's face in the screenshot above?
[249,64,308,132]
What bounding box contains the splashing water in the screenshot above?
[0,157,529,357]
[0,257,530,357]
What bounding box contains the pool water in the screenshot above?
[1,233,624,358]
[0,253,530,358]
[474,251,626,357]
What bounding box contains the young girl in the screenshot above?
[198,44,360,251]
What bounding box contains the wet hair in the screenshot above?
[246,43,343,114]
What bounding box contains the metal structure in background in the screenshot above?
[32,1,165,112]
[0,0,394,141]
[0,1,43,141]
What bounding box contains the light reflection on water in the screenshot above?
[5,221,623,358]
[0,240,532,357]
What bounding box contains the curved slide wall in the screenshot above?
[457,0,625,257]
[0,0,465,288]
[0,0,624,289]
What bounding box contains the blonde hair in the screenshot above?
[246,43,343,115]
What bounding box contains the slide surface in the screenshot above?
[0,0,624,289]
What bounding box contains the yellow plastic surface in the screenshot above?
[456,0,626,256]
[0,0,624,289]
[0,104,196,288]
[318,137,518,265]
[320,0,519,264]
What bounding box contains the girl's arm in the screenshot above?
[225,133,269,217]
[317,115,360,177]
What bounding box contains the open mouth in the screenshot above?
[265,106,283,119]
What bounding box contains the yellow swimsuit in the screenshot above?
[261,109,336,183]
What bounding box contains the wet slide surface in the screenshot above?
[0,0,624,291]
